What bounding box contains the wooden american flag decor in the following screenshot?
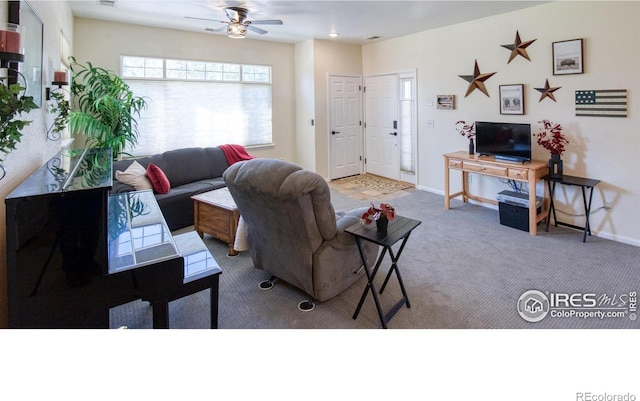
[575,89,627,117]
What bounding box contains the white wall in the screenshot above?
[73,17,297,162]
[294,39,316,170]
[0,0,74,327]
[363,1,640,246]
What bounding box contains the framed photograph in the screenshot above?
[553,38,584,75]
[499,84,524,115]
[436,95,455,110]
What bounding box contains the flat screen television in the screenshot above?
[475,121,532,162]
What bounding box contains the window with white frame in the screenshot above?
[399,77,415,173]
[121,56,272,156]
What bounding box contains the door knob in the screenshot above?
[389,132,398,136]
[332,131,340,135]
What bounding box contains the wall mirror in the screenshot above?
[20,1,43,107]
[9,0,43,108]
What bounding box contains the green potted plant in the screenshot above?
[0,81,37,176]
[68,56,147,159]
[46,90,70,141]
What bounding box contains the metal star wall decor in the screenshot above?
[501,31,537,63]
[535,79,561,102]
[458,59,497,97]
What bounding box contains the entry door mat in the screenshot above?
[332,174,414,194]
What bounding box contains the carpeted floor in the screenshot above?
[110,189,640,329]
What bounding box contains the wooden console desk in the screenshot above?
[443,151,549,235]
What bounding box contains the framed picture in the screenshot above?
[436,95,455,110]
[499,84,524,115]
[553,38,584,75]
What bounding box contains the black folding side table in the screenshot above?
[544,174,600,243]
[345,215,422,329]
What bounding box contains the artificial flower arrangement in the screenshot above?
[361,202,396,224]
[455,120,475,139]
[534,119,569,156]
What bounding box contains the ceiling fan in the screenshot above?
[186,6,283,38]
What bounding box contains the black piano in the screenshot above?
[5,148,221,328]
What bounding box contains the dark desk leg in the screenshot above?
[379,234,411,309]
[353,239,388,329]
[152,300,170,329]
[210,277,219,329]
[582,186,595,243]
[546,180,557,232]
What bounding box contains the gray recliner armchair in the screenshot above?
[223,158,379,309]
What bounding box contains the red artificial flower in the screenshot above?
[361,202,396,224]
[456,120,476,139]
[534,119,569,156]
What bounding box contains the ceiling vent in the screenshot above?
[99,0,116,7]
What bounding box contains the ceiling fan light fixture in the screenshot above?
[227,22,247,38]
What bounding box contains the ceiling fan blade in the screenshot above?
[249,19,283,25]
[246,25,268,35]
[185,16,227,24]
[205,25,228,33]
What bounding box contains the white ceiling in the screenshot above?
[69,0,547,45]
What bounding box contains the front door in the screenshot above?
[364,74,399,180]
[329,75,362,179]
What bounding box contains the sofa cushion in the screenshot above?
[146,163,171,194]
[153,180,226,202]
[113,154,164,176]
[205,147,231,178]
[115,160,153,191]
[160,148,221,187]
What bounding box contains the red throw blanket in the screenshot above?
[220,144,255,165]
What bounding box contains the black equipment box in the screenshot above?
[498,202,541,232]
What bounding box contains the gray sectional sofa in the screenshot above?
[112,147,230,231]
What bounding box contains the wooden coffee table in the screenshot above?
[192,187,241,256]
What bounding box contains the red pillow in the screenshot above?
[146,163,171,194]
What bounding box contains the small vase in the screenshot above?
[549,154,563,179]
[469,137,475,155]
[376,217,388,233]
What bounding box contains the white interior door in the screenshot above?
[364,74,399,180]
[329,75,362,179]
